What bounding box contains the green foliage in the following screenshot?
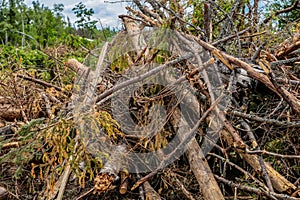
[0,118,45,179]
[72,2,98,38]
[18,118,45,136]
[0,45,47,72]
[266,0,300,29]
[0,1,116,48]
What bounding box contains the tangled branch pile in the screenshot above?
[1,1,300,199]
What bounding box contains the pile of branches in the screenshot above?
[1,1,300,200]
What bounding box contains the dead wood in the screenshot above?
[185,139,224,200]
[0,125,15,136]
[191,36,278,94]
[143,181,161,200]
[1,1,300,200]
[215,175,300,200]
[219,119,297,193]
[0,97,23,121]
[170,172,197,200]
[46,43,110,200]
[119,171,129,194]
[17,74,64,92]
[2,142,19,149]
[0,186,8,200]
[191,36,300,114]
[276,40,300,58]
[121,14,224,200]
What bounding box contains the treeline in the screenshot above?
[0,0,116,48]
[0,0,299,49]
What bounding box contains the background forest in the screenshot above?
[0,0,300,199]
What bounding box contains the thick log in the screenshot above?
[186,138,225,199]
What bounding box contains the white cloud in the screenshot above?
[24,0,127,28]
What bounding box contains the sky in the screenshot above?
[24,0,128,29]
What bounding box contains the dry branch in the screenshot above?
[276,40,300,58]
[192,36,279,94]
[16,74,63,92]
[245,149,300,159]
[143,181,161,200]
[0,106,22,121]
[227,109,300,127]
[2,1,300,199]
[215,175,299,200]
[190,36,300,114]
[219,119,297,193]
[262,1,300,25]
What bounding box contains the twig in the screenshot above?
[132,0,163,24]
[245,149,300,159]
[262,1,300,24]
[252,40,267,62]
[170,172,196,200]
[42,93,53,119]
[145,0,165,19]
[143,6,163,24]
[97,18,108,41]
[227,109,300,127]
[217,118,297,193]
[275,79,300,85]
[16,74,63,92]
[209,0,242,56]
[269,70,300,114]
[271,57,300,67]
[212,28,250,46]
[208,153,267,190]
[239,31,267,39]
[215,175,299,200]
[126,6,161,27]
[240,120,274,192]
[204,3,213,43]
[151,0,206,35]
[75,188,95,200]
